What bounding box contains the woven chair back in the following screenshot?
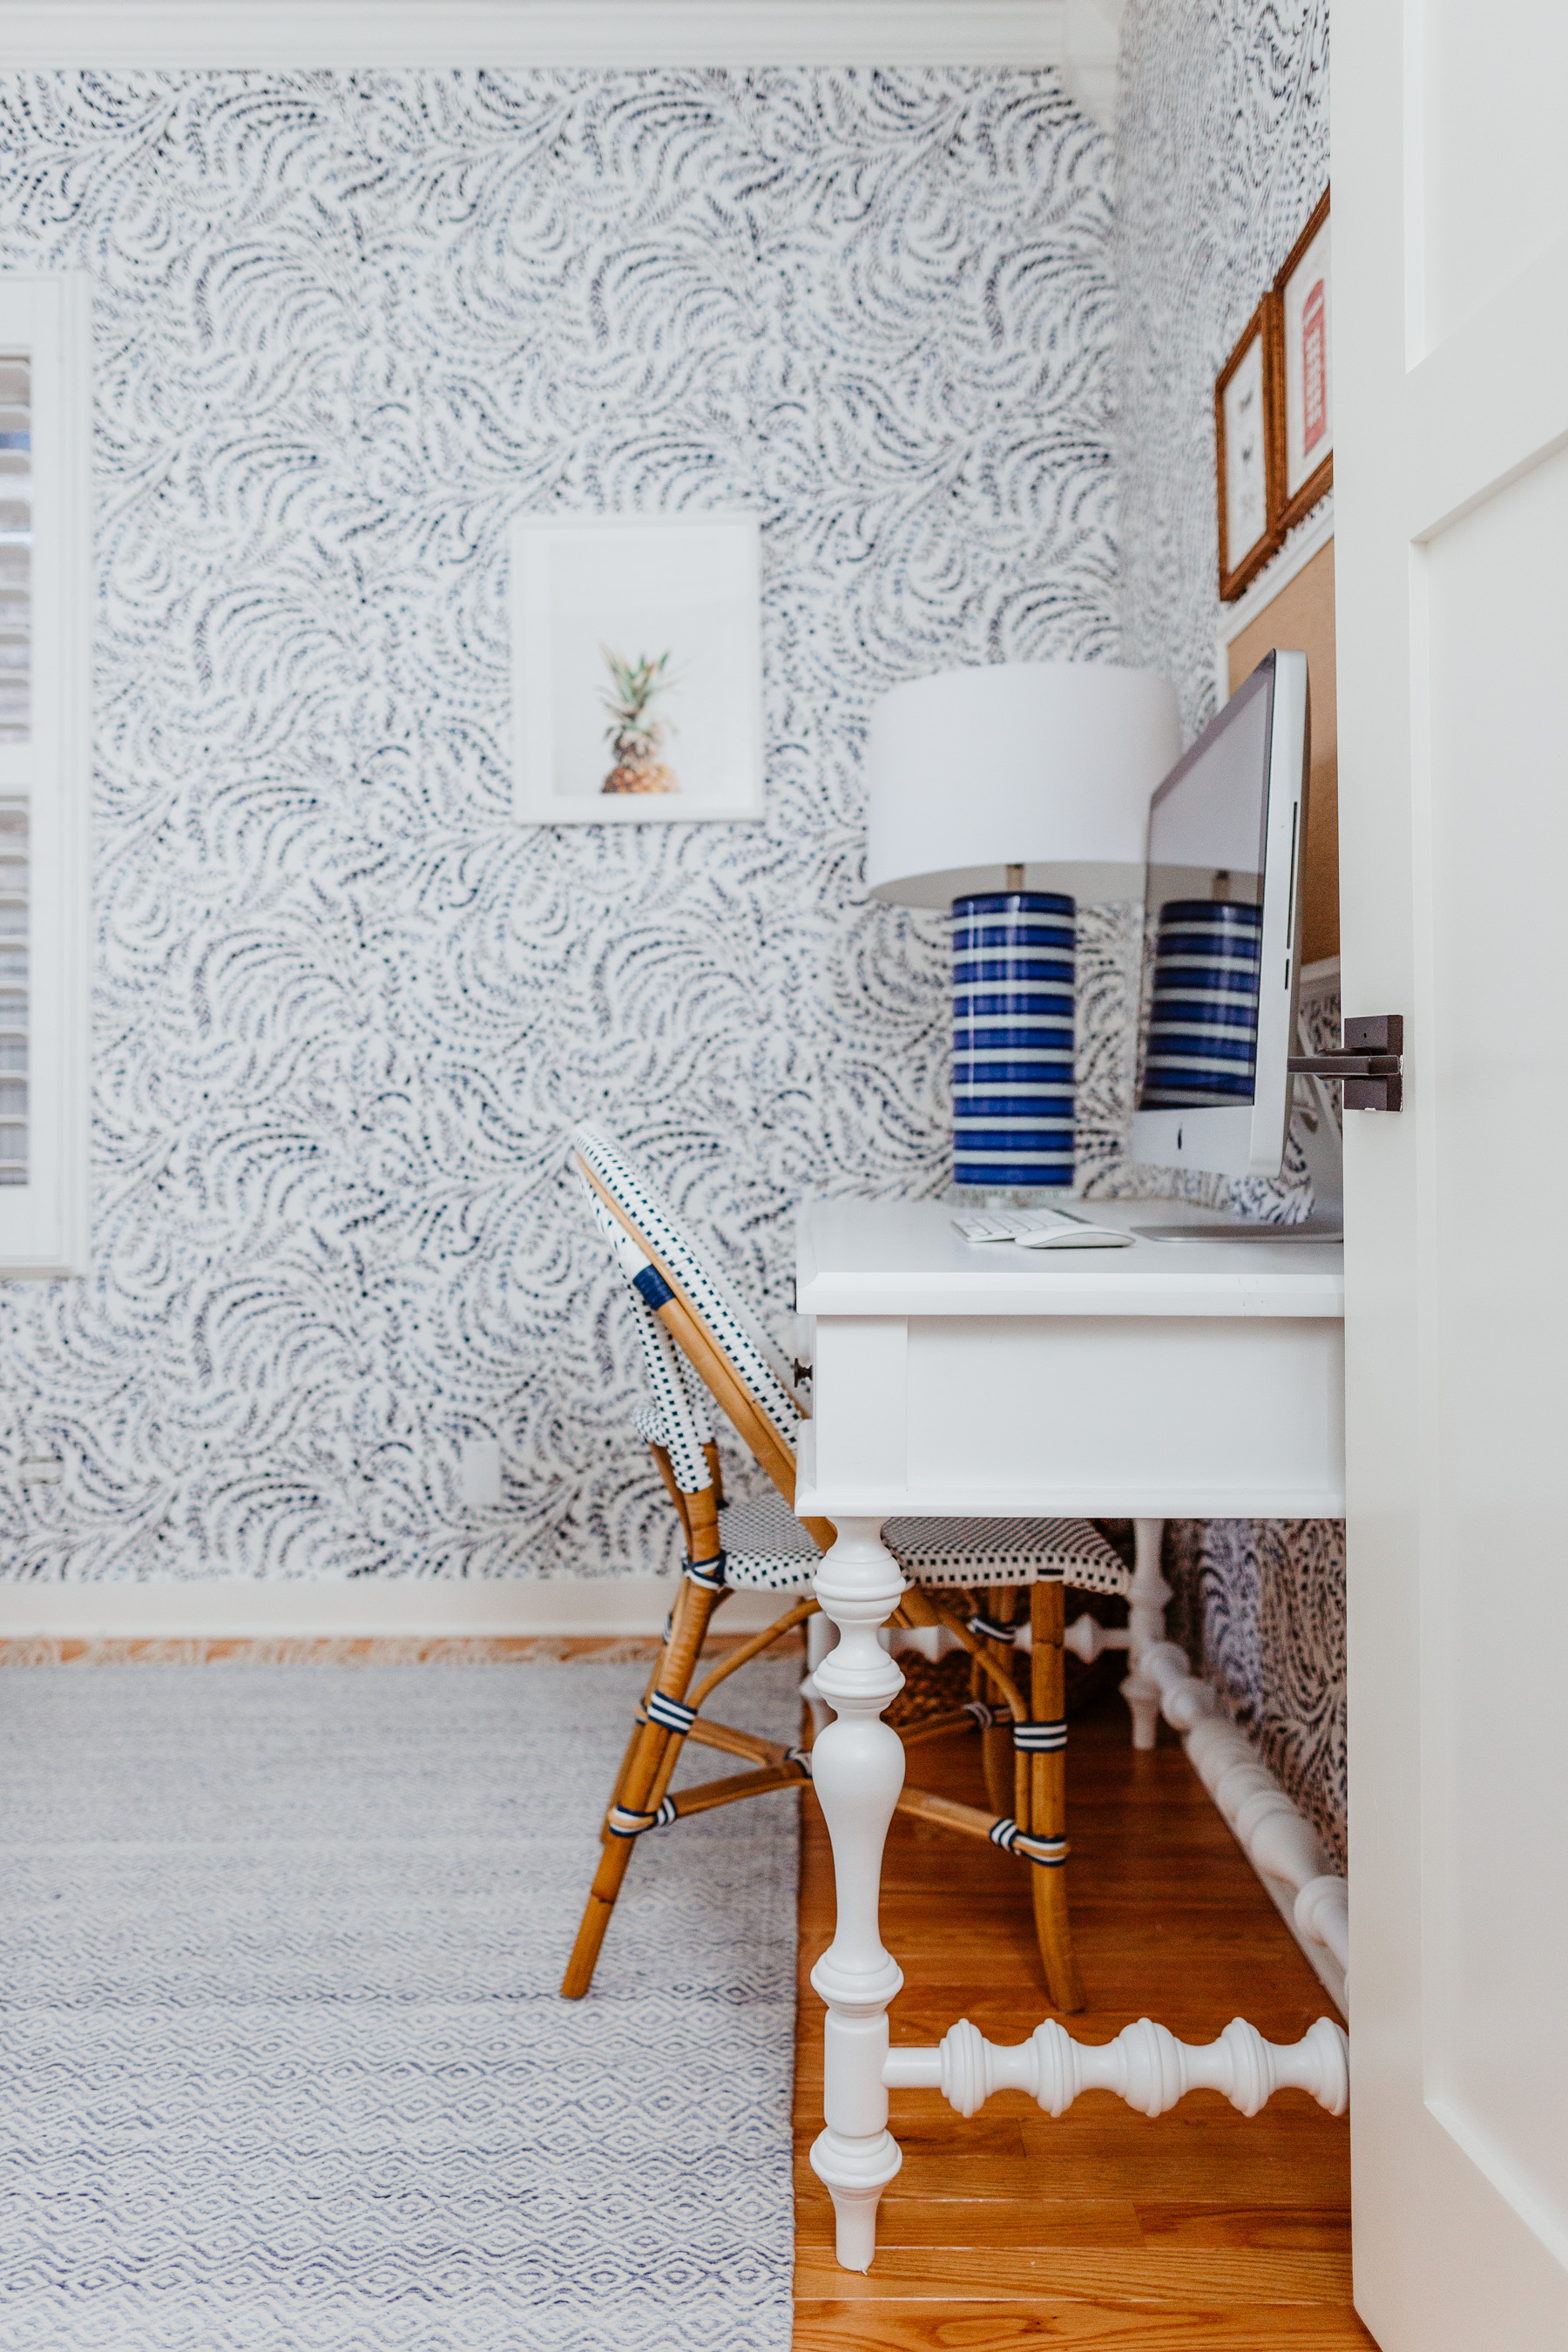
[577,1179,716,1497]
[571,1124,817,1522]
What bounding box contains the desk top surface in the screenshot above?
[795,1195,1344,1319]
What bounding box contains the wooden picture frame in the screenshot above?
[1214,299,1281,602]
[1271,186,1333,535]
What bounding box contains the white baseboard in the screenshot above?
[0,1576,785,1641]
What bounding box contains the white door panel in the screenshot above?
[1423,440,1568,2257]
[1417,2,1568,351]
[1337,0,1568,2342]
[1403,238,1568,541]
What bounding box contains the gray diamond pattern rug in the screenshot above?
[0,1657,801,2350]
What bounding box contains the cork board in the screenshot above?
[1227,537,1338,963]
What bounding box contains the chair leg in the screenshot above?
[561,1788,649,1997]
[979,1584,1018,1816]
[600,1655,664,1844]
[1030,1579,1085,2014]
[598,1446,696,1838]
[599,1574,723,1842]
[562,1571,720,1999]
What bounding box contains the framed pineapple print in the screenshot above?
[511,514,764,823]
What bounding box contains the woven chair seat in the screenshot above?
[713,1488,1129,1598]
[717,1495,823,1590]
[886,1517,1129,1597]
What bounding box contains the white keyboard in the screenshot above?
[951,1207,1134,1251]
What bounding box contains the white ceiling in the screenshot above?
[0,1,1126,128]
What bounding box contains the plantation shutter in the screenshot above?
[0,274,89,1277]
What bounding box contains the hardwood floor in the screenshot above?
[793,1691,1373,2349]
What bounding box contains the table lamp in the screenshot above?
[866,662,1181,1193]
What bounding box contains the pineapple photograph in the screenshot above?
[512,515,763,824]
[599,648,679,794]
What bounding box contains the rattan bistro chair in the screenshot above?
[561,1124,1131,2014]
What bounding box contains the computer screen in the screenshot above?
[1130,650,1309,1183]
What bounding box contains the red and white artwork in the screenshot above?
[1301,276,1327,456]
[1282,208,1332,500]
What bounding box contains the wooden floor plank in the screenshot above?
[793,2307,1378,2349]
[1134,2207,1353,2252]
[793,1691,1374,2348]
[793,2246,1353,2305]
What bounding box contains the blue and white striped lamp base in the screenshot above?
[951,890,1075,1192]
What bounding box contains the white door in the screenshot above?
[1335,2,1568,2343]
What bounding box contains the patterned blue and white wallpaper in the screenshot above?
[1116,0,1331,741]
[0,69,1117,1583]
[1113,0,1343,1866]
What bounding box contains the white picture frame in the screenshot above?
[511,513,764,825]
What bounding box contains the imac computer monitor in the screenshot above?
[1130,648,1312,1199]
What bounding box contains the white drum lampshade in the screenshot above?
[866,661,1181,907]
[865,662,1180,1192]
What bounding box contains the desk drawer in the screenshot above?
[808,1313,1344,1519]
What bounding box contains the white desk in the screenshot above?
[794,1195,1345,1524]
[792,1195,1347,2270]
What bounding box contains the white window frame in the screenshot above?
[0,274,90,1278]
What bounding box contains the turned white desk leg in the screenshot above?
[802,1608,836,1737]
[1121,1517,1171,1752]
[808,1516,907,2274]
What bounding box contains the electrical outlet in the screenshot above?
[458,1436,502,1510]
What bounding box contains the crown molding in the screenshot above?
[0,2,1071,71]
